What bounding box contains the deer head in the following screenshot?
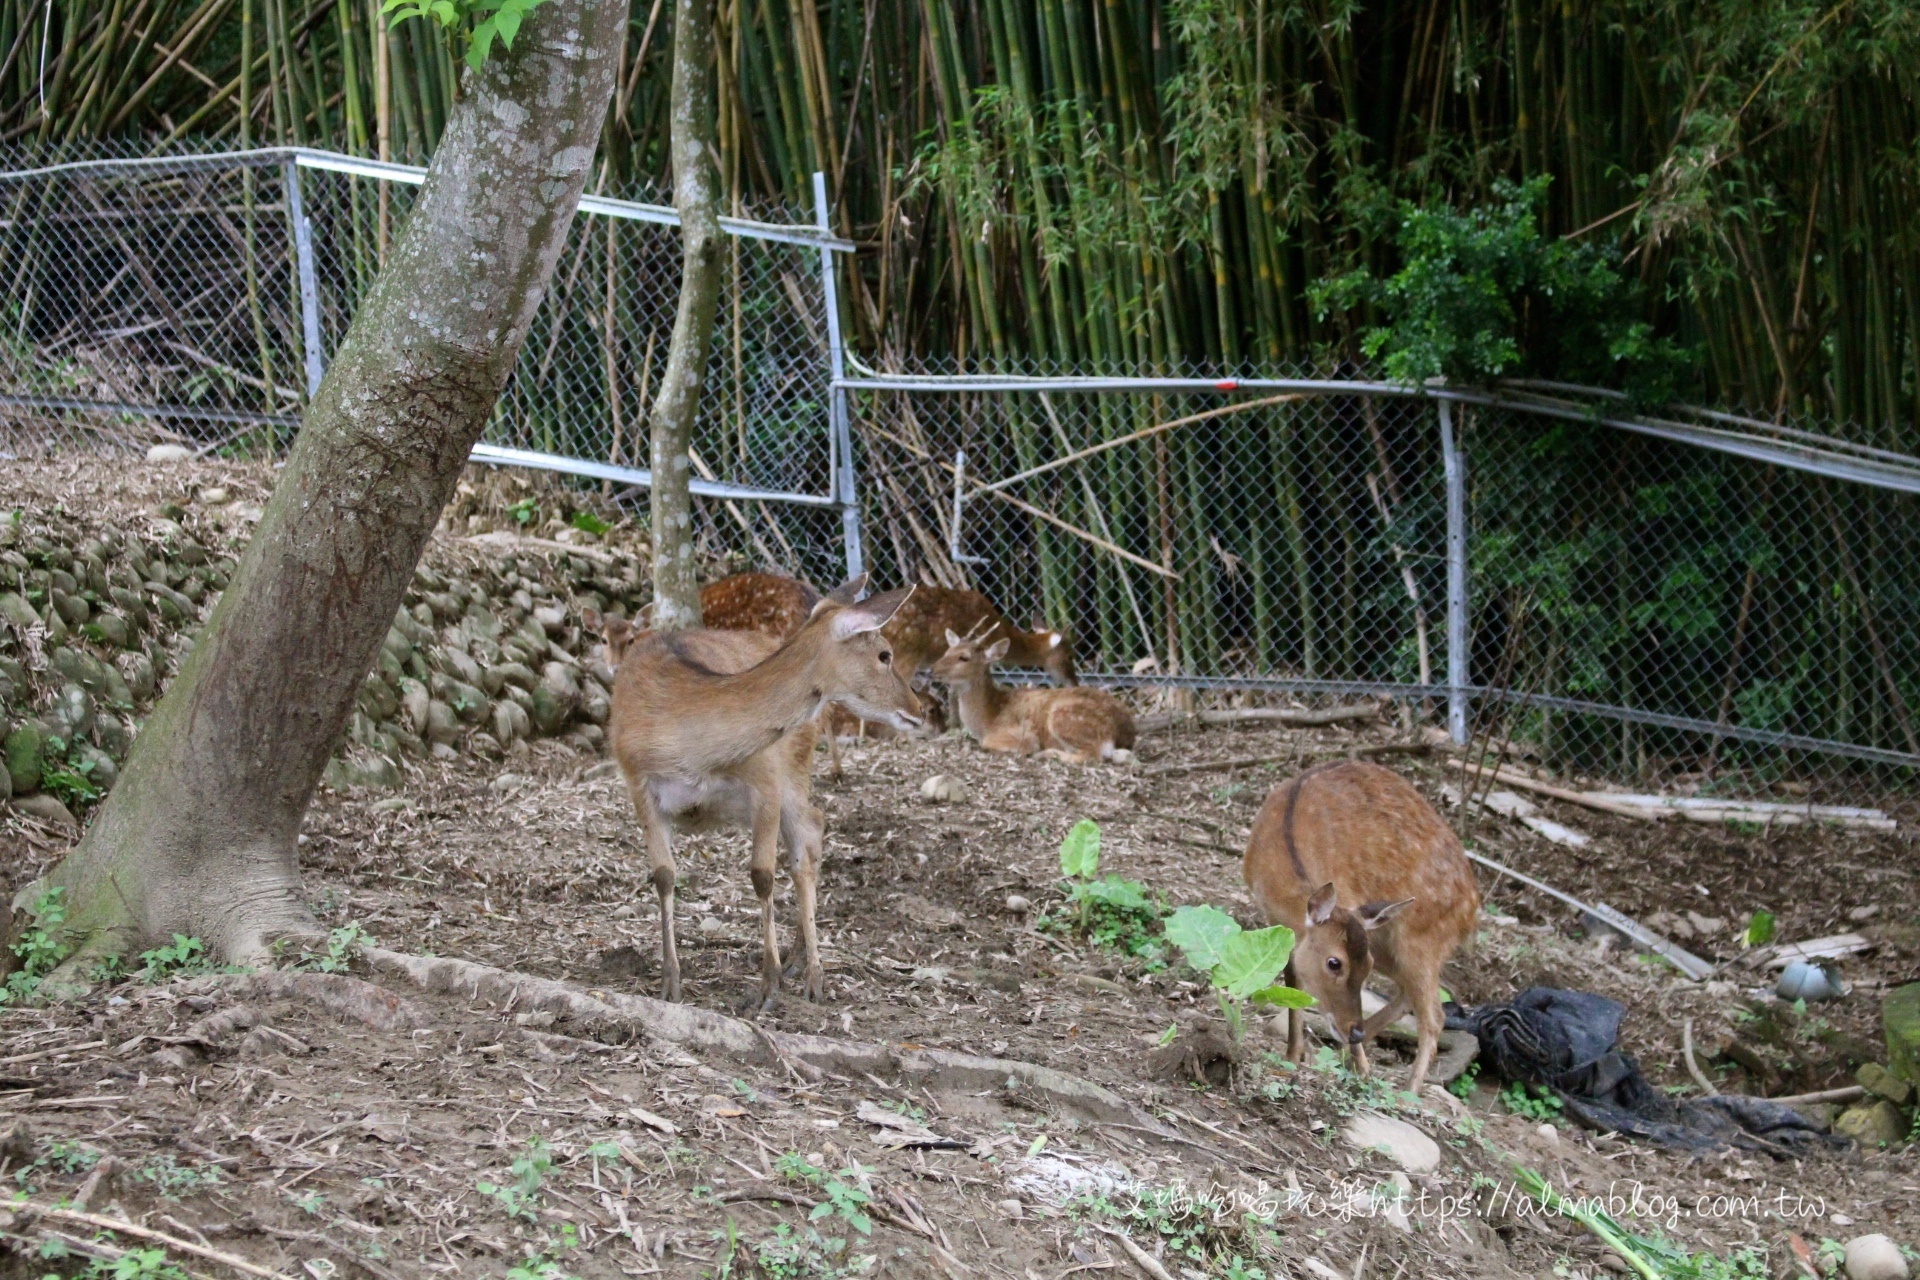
[1288,884,1414,1045]
[931,628,1009,686]
[804,576,925,734]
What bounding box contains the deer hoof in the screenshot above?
[803,967,825,1002]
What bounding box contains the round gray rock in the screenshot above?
[145,443,192,463]
[1844,1235,1910,1280]
[1343,1112,1441,1173]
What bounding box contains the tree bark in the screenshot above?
[15,0,625,978]
[646,0,721,630]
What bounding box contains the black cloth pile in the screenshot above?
[1446,987,1845,1155]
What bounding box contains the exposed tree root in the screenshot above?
[179,971,431,1033]
[361,946,1159,1128]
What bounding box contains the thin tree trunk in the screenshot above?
[647,0,721,631]
[9,0,624,980]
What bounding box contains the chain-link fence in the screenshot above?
[4,144,1919,804]
[846,369,1920,805]
[0,146,858,590]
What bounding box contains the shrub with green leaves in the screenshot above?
[137,934,213,981]
[1050,820,1167,964]
[777,1153,874,1238]
[1310,176,1692,404]
[1,887,71,1005]
[480,1138,553,1222]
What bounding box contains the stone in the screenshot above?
[51,589,89,627]
[496,699,532,746]
[90,611,130,649]
[0,761,10,803]
[117,651,155,700]
[145,443,192,463]
[1343,1113,1441,1173]
[13,793,77,829]
[0,591,39,632]
[4,721,47,793]
[199,487,229,505]
[1859,1062,1913,1106]
[1686,912,1725,936]
[398,678,431,736]
[47,683,94,740]
[424,699,460,745]
[493,661,540,691]
[445,680,490,725]
[436,646,484,687]
[530,671,579,735]
[357,675,400,723]
[1005,894,1031,914]
[1833,1100,1906,1146]
[920,774,969,803]
[1843,1235,1910,1280]
[699,916,725,937]
[579,680,611,725]
[1850,905,1883,923]
[1887,983,1920,1086]
[76,744,116,793]
[323,752,402,791]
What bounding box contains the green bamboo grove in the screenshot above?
[4,0,1919,430]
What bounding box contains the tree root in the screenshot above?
[361,946,1158,1128]
[178,971,431,1033]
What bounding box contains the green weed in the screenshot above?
[1447,1061,1482,1100]
[286,923,366,973]
[1499,1082,1565,1122]
[1162,903,1313,1046]
[1047,820,1168,965]
[479,1138,553,1222]
[776,1154,873,1237]
[747,1223,876,1278]
[133,1154,223,1199]
[137,935,213,981]
[568,510,611,536]
[1069,1182,1275,1277]
[1,887,71,1005]
[507,497,539,526]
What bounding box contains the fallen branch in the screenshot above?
[1141,741,1424,778]
[1682,1019,1717,1096]
[1095,1225,1176,1280]
[1136,704,1382,734]
[1765,1085,1865,1107]
[1441,758,1665,823]
[8,1202,294,1279]
[1463,851,1715,981]
[361,947,1159,1128]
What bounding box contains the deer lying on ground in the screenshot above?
[885,586,1077,686]
[930,629,1134,764]
[592,576,921,1009]
[1242,760,1480,1093]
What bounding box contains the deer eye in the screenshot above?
[1325,957,1343,974]
[878,650,892,665]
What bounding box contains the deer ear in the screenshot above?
[822,573,870,607]
[1048,632,1063,649]
[1358,898,1414,930]
[830,585,913,639]
[580,607,604,634]
[944,628,963,648]
[984,637,1012,663]
[1306,883,1339,926]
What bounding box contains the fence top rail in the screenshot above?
[0,146,854,252]
[837,356,1920,496]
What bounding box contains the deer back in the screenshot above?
[699,573,823,639]
[885,587,1074,683]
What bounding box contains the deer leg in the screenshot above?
[1360,992,1412,1039]
[1349,1042,1371,1077]
[749,789,784,1013]
[635,787,681,1002]
[1401,972,1445,1095]
[791,804,826,1000]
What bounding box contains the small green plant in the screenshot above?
[776,1154,873,1237]
[1162,903,1313,1044]
[40,755,101,806]
[1307,1046,1414,1114]
[382,0,551,70]
[750,1223,875,1278]
[480,1138,553,1222]
[1069,1183,1274,1277]
[1,886,71,1005]
[288,923,366,973]
[568,510,611,536]
[506,496,540,526]
[1499,1081,1565,1122]
[291,1190,327,1215]
[506,1254,578,1280]
[137,934,212,981]
[1050,819,1168,964]
[1513,1165,1771,1280]
[1447,1060,1482,1100]
[1743,909,1776,948]
[133,1154,223,1199]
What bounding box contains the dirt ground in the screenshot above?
[1,457,1918,1280]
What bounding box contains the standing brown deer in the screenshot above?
[1242,760,1480,1093]
[930,631,1134,764]
[596,577,921,1009]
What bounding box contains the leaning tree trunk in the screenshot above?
[11,0,625,980]
[645,0,722,631]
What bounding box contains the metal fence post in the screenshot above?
[813,171,864,580]
[1440,397,1470,744]
[283,159,325,400]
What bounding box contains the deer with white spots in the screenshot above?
[1242,760,1480,1093]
